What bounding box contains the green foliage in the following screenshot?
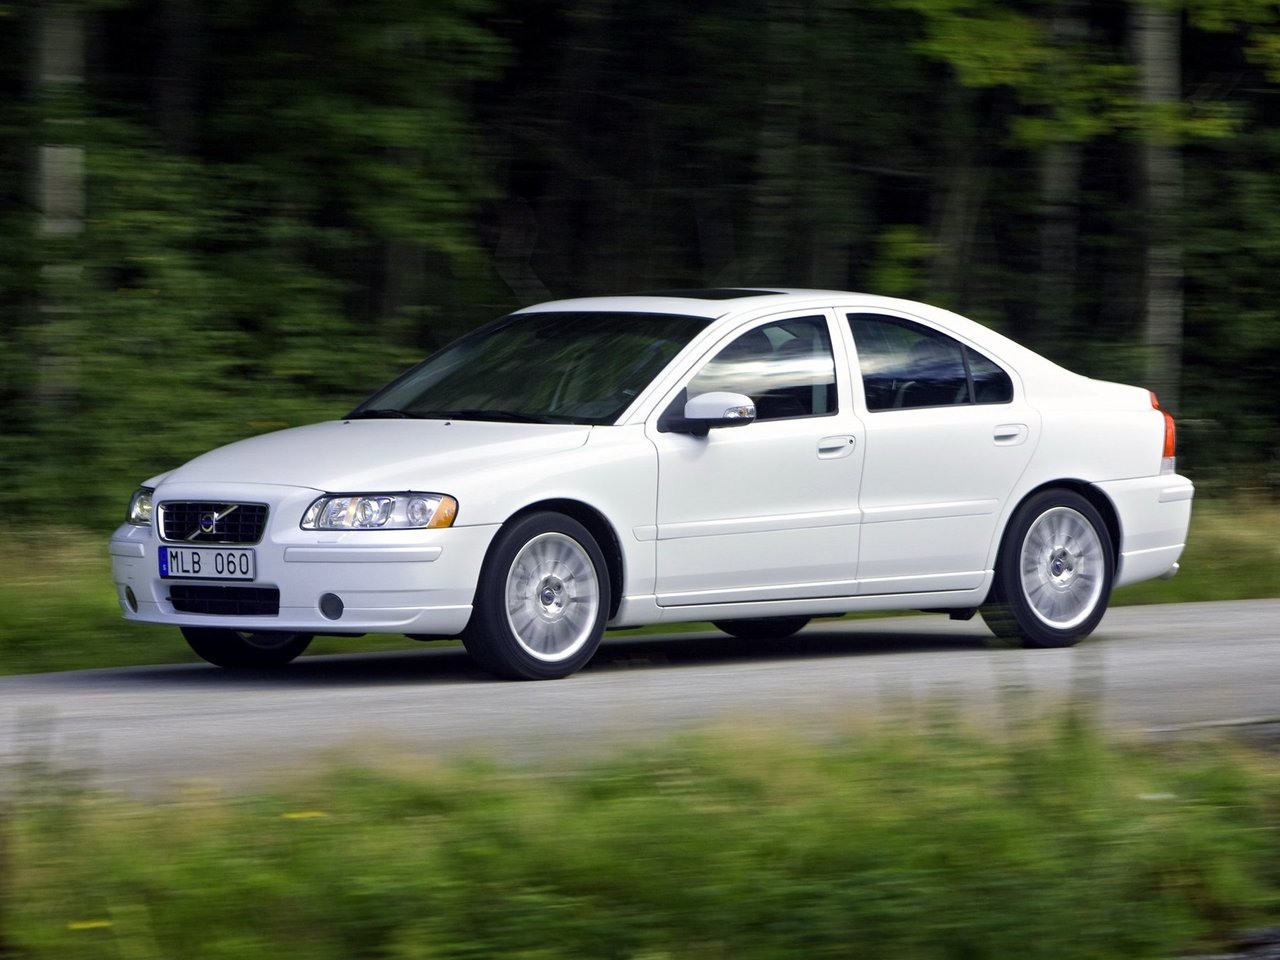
[2,0,1280,529]
[900,0,1053,90]
[6,720,1280,958]
[867,225,936,297]
[1,0,505,530]
[1180,126,1280,488]
[1185,0,1280,39]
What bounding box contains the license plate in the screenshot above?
[159,546,256,581]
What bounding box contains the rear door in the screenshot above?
[845,311,1040,594]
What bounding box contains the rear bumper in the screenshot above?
[1095,474,1194,588]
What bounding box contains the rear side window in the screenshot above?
[966,349,1015,404]
[847,313,1012,411]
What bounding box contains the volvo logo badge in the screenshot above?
[184,503,240,542]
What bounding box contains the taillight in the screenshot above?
[1150,391,1176,475]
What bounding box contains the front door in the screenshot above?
[647,311,865,606]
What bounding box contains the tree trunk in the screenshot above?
[928,85,986,308]
[32,1,85,408]
[527,0,614,295]
[158,0,199,155]
[745,0,805,284]
[1035,139,1081,358]
[1136,2,1183,412]
[1034,8,1085,361]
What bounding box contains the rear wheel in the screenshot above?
[982,489,1113,648]
[712,616,811,640]
[181,627,312,667]
[463,512,610,680]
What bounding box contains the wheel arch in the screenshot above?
[483,498,625,619]
[988,479,1121,602]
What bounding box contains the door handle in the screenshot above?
[818,435,857,459]
[993,424,1028,446]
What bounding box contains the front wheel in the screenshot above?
[982,489,1114,648]
[463,512,610,680]
[181,627,312,667]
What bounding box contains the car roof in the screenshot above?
[513,288,912,321]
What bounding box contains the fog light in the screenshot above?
[319,593,344,620]
[124,586,138,613]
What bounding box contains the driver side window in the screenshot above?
[686,316,837,421]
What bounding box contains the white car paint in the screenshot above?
[157,419,593,495]
[110,289,1194,677]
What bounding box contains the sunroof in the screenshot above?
[637,288,784,300]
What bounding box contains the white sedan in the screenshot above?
[109,289,1194,679]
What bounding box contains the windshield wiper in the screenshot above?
[347,408,427,420]
[417,409,558,424]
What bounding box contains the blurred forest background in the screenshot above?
[3,0,1279,531]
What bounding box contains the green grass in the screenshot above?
[4,715,1279,959]
[1,496,1276,676]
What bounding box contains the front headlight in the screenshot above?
[301,493,458,530]
[126,487,155,526]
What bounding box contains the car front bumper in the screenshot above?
[109,483,497,637]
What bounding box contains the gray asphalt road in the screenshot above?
[2,600,1276,796]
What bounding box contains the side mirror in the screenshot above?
[663,391,756,437]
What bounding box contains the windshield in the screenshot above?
[349,311,711,425]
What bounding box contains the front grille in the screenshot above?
[170,585,280,616]
[159,501,268,544]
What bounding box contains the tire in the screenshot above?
[181,627,312,667]
[463,512,610,680]
[981,489,1114,648]
[712,616,811,640]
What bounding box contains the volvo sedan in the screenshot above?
[109,289,1194,679]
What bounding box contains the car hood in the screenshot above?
[158,419,593,491]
